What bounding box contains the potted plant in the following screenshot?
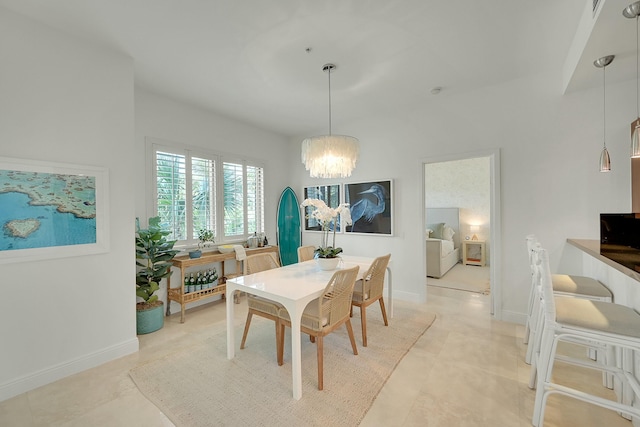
[189,228,215,258]
[135,216,179,334]
[300,198,352,270]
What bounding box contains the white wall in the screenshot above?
[134,89,292,313]
[425,157,491,241]
[0,8,137,400]
[292,67,633,323]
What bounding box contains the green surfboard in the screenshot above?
[277,187,301,266]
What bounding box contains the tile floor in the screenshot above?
[0,286,635,426]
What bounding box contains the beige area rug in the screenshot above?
[130,302,436,427]
[427,263,490,294]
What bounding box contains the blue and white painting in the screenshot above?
[345,180,392,235]
[0,170,97,251]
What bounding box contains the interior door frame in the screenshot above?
[420,148,502,318]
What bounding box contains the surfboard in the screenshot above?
[277,186,301,266]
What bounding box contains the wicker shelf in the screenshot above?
[166,246,279,322]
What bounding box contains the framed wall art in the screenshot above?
[302,184,342,232]
[0,156,109,264]
[344,179,393,235]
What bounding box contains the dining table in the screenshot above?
[225,254,393,400]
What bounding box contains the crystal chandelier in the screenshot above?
[301,64,359,178]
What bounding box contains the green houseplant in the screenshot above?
[135,216,179,334]
[188,228,215,258]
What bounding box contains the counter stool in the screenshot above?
[531,247,640,426]
[524,235,612,365]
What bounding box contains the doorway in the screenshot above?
[422,149,501,317]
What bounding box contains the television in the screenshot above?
[600,213,640,272]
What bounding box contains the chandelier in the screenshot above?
[301,64,359,178]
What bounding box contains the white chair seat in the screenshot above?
[279,299,329,330]
[555,297,640,338]
[551,274,613,300]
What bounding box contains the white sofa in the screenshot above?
[426,237,460,278]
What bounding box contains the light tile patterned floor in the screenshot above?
[0,286,634,426]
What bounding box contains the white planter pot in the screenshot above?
[315,257,340,271]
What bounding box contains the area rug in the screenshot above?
[427,264,490,294]
[129,302,436,427]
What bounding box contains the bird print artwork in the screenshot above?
[345,181,392,234]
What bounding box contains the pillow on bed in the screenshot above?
[426,222,445,239]
[442,225,455,242]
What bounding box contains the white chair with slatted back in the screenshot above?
[297,245,316,263]
[524,235,612,365]
[350,253,391,347]
[531,246,640,426]
[277,266,360,390]
[239,253,283,361]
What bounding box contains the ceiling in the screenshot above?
[2,0,628,137]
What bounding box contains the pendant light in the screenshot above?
[594,55,614,172]
[624,2,640,157]
[301,64,359,178]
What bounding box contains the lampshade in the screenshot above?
[633,122,640,158]
[600,147,611,172]
[301,63,359,178]
[594,55,614,172]
[301,135,359,178]
[625,2,640,158]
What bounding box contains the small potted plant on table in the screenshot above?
[135,216,179,334]
[189,228,215,258]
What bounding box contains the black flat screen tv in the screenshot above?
[600,213,640,272]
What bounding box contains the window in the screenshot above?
[153,143,264,246]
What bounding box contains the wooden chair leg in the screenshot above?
[277,322,285,366]
[274,319,281,364]
[379,297,389,326]
[240,310,253,349]
[317,334,324,390]
[360,305,368,347]
[346,319,358,355]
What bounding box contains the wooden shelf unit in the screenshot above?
[167,245,279,322]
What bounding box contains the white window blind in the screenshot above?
[152,142,264,246]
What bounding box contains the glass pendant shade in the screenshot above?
[301,135,359,178]
[600,146,611,172]
[632,122,640,158]
[301,63,359,178]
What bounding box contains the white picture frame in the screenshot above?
[0,156,109,264]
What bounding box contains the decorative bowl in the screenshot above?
[217,245,235,254]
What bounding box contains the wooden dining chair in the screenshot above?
[277,265,360,390]
[350,253,391,347]
[297,245,316,262]
[240,253,283,361]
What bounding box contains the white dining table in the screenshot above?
[225,255,392,400]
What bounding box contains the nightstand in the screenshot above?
[462,240,486,266]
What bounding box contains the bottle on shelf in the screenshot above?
[184,275,190,293]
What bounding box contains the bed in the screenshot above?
[426,208,461,278]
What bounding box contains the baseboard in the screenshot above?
[0,337,139,402]
[500,309,526,325]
